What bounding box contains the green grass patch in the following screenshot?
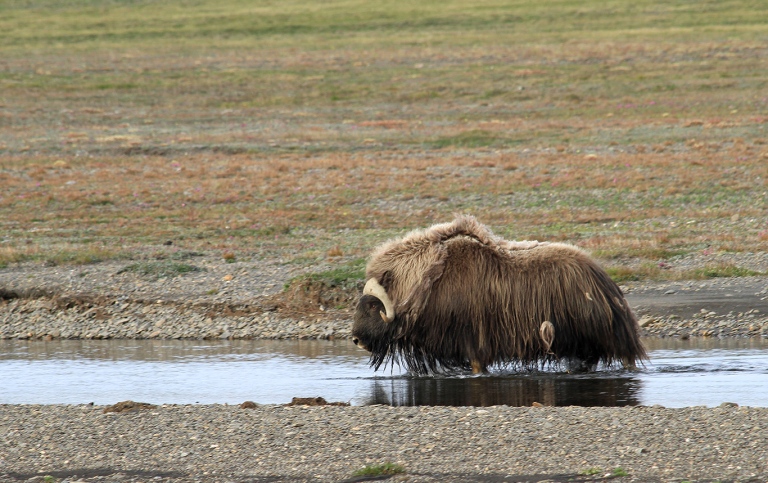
[579,467,602,476]
[578,467,629,478]
[0,245,126,268]
[594,247,688,261]
[688,264,764,279]
[255,225,293,237]
[169,250,205,261]
[606,262,765,283]
[3,0,767,51]
[352,462,405,478]
[278,258,366,311]
[43,250,107,266]
[429,130,521,149]
[611,467,629,477]
[0,249,30,268]
[116,261,203,280]
[285,258,366,291]
[605,265,661,283]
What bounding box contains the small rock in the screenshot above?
[285,397,349,406]
[103,400,157,413]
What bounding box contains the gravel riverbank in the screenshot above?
[2,404,767,483]
[0,258,349,341]
[1,258,767,341]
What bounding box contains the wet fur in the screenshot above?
[353,215,647,374]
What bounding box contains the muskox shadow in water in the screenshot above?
[364,374,642,407]
[351,215,647,375]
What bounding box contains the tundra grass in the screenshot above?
[0,0,767,282]
[579,467,602,476]
[351,462,405,477]
[285,259,367,291]
[116,261,203,280]
[611,467,630,477]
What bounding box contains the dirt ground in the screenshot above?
[625,277,768,320]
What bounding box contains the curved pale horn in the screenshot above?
[363,278,395,323]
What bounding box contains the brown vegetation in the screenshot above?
[1,0,766,283]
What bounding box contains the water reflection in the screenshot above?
[365,374,641,407]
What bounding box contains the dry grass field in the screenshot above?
[1,0,767,283]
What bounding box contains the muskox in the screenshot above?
[351,215,646,374]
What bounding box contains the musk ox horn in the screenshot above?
[363,278,395,323]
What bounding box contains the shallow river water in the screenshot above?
[1,338,767,407]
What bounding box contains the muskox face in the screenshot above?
[351,294,394,353]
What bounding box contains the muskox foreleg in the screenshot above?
[621,356,638,370]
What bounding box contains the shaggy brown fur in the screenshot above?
[351,215,647,374]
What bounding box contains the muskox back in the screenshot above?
[351,215,646,374]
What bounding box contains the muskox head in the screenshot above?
[351,278,396,354]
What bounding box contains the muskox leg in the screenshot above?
[471,360,487,374]
[565,357,598,373]
[621,356,638,370]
